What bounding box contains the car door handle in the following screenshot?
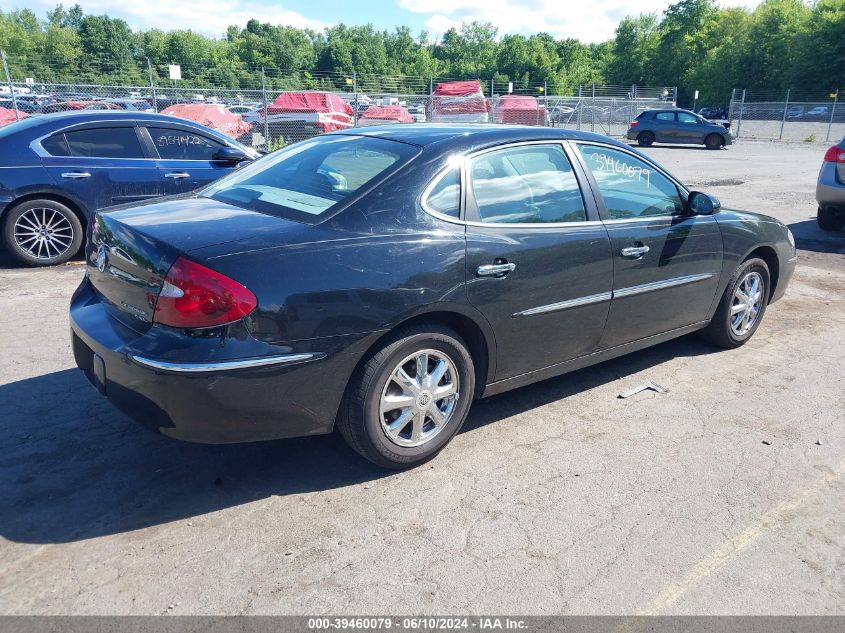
[621,245,650,258]
[164,171,190,179]
[61,172,91,179]
[477,262,516,277]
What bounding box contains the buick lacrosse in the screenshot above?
[70,125,796,468]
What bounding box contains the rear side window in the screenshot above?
[40,134,70,157]
[63,127,145,159]
[469,144,586,224]
[202,135,419,223]
[425,167,461,218]
[656,112,675,121]
[148,127,224,160]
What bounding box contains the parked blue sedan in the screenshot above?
[0,111,258,265]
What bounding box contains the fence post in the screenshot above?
[779,88,790,140]
[353,71,358,127]
[0,50,19,122]
[543,81,547,126]
[261,67,269,148]
[490,78,494,98]
[736,89,746,138]
[827,89,839,143]
[146,57,158,112]
[591,83,596,132]
[577,85,582,130]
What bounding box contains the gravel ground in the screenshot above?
[0,140,843,615]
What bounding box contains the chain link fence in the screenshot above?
[0,50,677,150]
[728,88,844,143]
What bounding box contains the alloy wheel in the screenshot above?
[730,271,764,336]
[13,207,75,261]
[379,349,460,447]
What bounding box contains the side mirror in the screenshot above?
[688,191,721,215]
[212,147,250,163]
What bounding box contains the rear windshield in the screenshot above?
[201,135,419,223]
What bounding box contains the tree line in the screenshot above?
[0,0,842,105]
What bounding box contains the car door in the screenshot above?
[676,111,706,144]
[653,111,677,143]
[573,142,723,349]
[142,124,241,195]
[39,123,162,211]
[462,142,614,380]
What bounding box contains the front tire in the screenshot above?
[637,131,655,147]
[705,134,724,150]
[702,258,770,349]
[2,199,83,266]
[337,324,475,469]
[817,206,844,231]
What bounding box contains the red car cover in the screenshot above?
[263,92,353,131]
[161,103,252,139]
[359,105,414,125]
[429,80,490,122]
[0,107,28,126]
[493,95,546,125]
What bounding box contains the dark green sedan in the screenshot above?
[71,125,795,469]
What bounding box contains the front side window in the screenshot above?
[202,135,418,223]
[425,167,461,218]
[577,144,683,219]
[469,144,586,224]
[678,112,699,124]
[148,127,224,160]
[63,127,145,159]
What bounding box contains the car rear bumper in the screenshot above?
[69,277,370,444]
[816,163,845,207]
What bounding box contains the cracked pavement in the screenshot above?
[0,140,843,615]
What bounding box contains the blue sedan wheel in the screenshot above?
[3,199,84,266]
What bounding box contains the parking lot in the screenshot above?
[0,139,843,615]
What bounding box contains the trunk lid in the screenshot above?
[87,195,309,332]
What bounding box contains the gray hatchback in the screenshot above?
[816,138,845,231]
[628,108,733,150]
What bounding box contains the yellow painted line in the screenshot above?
[637,458,845,616]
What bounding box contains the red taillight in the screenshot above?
[630,120,639,127]
[153,257,257,329]
[823,145,845,163]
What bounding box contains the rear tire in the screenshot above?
[637,131,655,147]
[705,134,724,150]
[336,324,475,469]
[817,206,844,231]
[702,258,770,349]
[2,198,83,266]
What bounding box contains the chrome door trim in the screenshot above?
[512,291,612,318]
[613,273,714,298]
[128,352,325,373]
[61,172,91,179]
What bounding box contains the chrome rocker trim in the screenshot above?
[513,291,613,318]
[128,352,325,373]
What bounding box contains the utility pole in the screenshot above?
[146,58,158,112]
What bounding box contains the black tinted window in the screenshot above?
[148,127,223,160]
[64,127,144,158]
[470,144,586,224]
[40,134,70,156]
[425,167,461,218]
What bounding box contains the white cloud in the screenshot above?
[401,0,762,43]
[3,0,328,37]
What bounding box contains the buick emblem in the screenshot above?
[96,244,108,273]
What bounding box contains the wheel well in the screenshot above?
[705,133,724,145]
[353,311,492,398]
[746,246,780,302]
[1,193,88,233]
[638,130,654,138]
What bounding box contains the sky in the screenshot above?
[3,0,761,44]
